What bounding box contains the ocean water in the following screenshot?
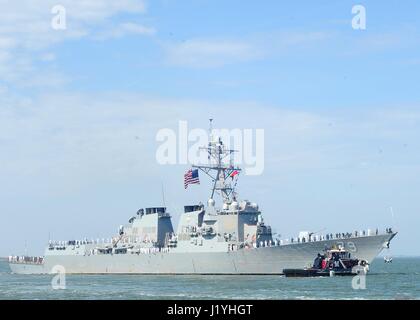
[0,257,419,300]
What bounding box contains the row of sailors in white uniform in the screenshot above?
[50,237,154,247]
[253,229,376,247]
[283,229,379,245]
[90,246,171,255]
[8,256,43,264]
[254,240,278,248]
[49,227,384,248]
[135,247,170,254]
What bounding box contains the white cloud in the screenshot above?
[40,52,56,62]
[341,28,420,57]
[95,22,156,40]
[0,36,16,49]
[0,0,147,48]
[0,92,308,187]
[165,39,263,68]
[273,31,332,46]
[1,90,419,186]
[117,22,155,36]
[0,0,150,86]
[164,31,331,68]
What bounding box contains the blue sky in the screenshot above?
[0,0,420,256]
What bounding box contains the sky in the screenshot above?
[0,0,419,257]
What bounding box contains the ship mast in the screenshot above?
[192,119,241,203]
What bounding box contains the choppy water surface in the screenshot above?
[0,257,419,299]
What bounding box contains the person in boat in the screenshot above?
[313,253,322,269]
[321,256,327,269]
[332,252,342,268]
[326,251,338,269]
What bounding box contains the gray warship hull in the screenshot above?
[9,233,395,275]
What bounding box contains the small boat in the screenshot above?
[384,256,393,263]
[384,247,393,263]
[283,247,369,277]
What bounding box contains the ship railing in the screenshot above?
[279,227,394,246]
[49,239,109,248]
[8,255,44,265]
[91,246,172,255]
[50,237,173,247]
[252,239,281,248]
[137,247,171,254]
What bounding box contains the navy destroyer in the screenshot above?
[9,123,397,274]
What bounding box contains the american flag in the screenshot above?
[184,169,200,189]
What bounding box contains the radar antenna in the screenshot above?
[192,120,241,203]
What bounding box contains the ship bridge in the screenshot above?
[122,206,174,247]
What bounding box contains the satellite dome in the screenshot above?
[230,201,239,211]
[208,198,215,207]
